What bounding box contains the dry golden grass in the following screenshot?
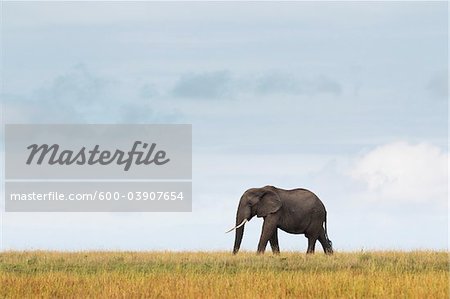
[0,251,448,298]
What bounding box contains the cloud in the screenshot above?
[349,141,447,204]
[255,73,342,96]
[4,64,113,123]
[311,75,342,96]
[255,72,299,94]
[119,103,181,123]
[139,83,159,99]
[171,71,233,99]
[427,70,448,99]
[3,65,180,123]
[170,70,342,99]
[40,64,111,104]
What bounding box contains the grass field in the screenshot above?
[0,251,448,298]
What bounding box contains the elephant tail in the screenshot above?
[324,213,333,252]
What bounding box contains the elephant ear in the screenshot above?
[256,190,282,217]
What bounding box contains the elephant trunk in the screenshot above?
[232,203,250,254]
[233,225,245,254]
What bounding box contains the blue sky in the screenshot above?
[1,2,448,251]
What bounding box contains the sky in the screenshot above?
[0,2,448,252]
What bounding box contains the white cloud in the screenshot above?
[350,141,447,204]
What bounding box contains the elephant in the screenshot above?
[226,185,333,255]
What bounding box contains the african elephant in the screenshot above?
[227,185,333,255]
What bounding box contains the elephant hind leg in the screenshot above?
[318,231,333,255]
[305,217,323,254]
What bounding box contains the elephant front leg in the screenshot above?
[257,216,278,254]
[269,229,280,255]
[306,236,317,254]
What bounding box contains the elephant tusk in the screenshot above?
[225,219,248,233]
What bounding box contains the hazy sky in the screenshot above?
[1,2,448,251]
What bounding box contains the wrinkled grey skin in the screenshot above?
[232,186,333,255]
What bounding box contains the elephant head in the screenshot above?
[226,186,282,254]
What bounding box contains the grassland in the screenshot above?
[0,251,448,298]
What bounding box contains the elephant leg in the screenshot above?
[257,216,278,254]
[269,229,280,255]
[306,236,317,254]
[306,214,326,254]
[318,232,333,255]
